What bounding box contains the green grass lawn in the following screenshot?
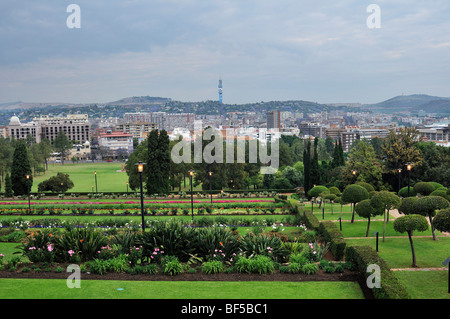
[394,271,450,299]
[345,237,450,269]
[32,163,129,193]
[31,162,203,193]
[339,220,438,238]
[0,279,365,299]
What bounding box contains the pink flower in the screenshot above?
[47,244,53,252]
[29,247,36,250]
[68,250,74,256]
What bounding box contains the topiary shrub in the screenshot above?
[398,197,418,215]
[355,181,375,193]
[393,214,429,267]
[398,186,417,198]
[433,208,450,233]
[307,185,330,200]
[429,189,450,201]
[341,184,370,223]
[413,196,450,240]
[413,182,435,196]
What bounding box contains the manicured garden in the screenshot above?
[1,181,450,300]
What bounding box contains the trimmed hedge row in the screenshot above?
[318,221,346,261]
[302,210,320,230]
[345,245,410,299]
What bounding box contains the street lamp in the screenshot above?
[94,171,98,193]
[397,168,402,194]
[406,163,413,197]
[126,182,129,195]
[352,170,357,183]
[208,171,213,204]
[26,174,31,213]
[136,162,146,232]
[189,170,194,222]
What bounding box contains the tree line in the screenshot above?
[125,126,449,195]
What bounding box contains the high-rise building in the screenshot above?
[218,78,223,103]
[267,110,281,129]
[8,114,90,143]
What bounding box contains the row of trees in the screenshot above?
[124,126,449,195]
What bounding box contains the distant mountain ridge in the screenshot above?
[1,93,449,115]
[362,94,450,114]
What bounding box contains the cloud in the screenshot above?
[0,1,449,104]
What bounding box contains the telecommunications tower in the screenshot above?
[218,78,223,103]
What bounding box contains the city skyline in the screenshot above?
[1,1,450,105]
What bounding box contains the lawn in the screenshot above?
[345,237,450,269]
[30,162,202,193]
[31,162,129,193]
[394,271,450,299]
[339,220,438,238]
[0,279,365,299]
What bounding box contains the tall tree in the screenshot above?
[11,140,33,196]
[343,140,383,189]
[147,129,160,195]
[381,127,423,189]
[310,137,321,186]
[303,140,311,193]
[53,131,72,165]
[158,130,171,195]
[4,173,13,197]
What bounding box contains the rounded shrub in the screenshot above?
[429,189,450,201]
[307,186,330,199]
[341,184,370,204]
[355,181,375,193]
[432,208,450,233]
[398,197,418,215]
[398,186,417,197]
[413,182,435,196]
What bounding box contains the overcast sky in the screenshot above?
[1,1,449,105]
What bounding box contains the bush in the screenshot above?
[413,182,435,196]
[345,245,410,299]
[202,260,224,274]
[302,211,320,230]
[161,256,183,276]
[433,208,450,233]
[398,186,417,198]
[307,186,330,199]
[318,221,346,260]
[301,263,318,275]
[233,255,274,274]
[398,197,418,215]
[429,189,450,201]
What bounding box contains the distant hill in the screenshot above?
[106,96,171,105]
[362,94,450,114]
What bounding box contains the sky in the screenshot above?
[0,0,450,105]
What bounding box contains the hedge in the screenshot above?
[318,221,346,261]
[345,245,410,299]
[302,210,320,231]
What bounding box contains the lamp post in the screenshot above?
[26,174,31,213]
[208,171,213,204]
[126,182,129,195]
[352,170,357,183]
[373,231,379,252]
[189,170,194,222]
[94,171,98,194]
[397,168,402,194]
[406,163,413,197]
[136,162,146,232]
